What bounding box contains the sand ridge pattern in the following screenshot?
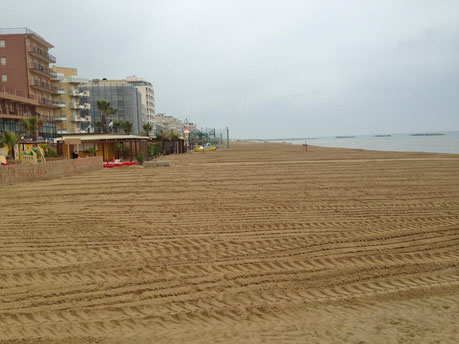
[1,143,458,343]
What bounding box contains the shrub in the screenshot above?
[156,130,167,142]
[47,146,59,157]
[39,144,60,158]
[168,131,180,140]
[148,142,162,158]
[136,152,145,164]
[83,147,96,156]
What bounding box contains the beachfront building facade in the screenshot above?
[183,121,198,133]
[0,28,58,139]
[153,113,183,134]
[126,75,155,126]
[79,79,143,135]
[51,66,90,135]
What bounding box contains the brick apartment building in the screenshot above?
[0,28,58,139]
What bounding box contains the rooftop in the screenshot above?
[0,27,54,48]
[126,75,153,87]
[56,133,152,142]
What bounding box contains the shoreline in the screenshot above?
[237,140,459,155]
[234,140,459,158]
[237,130,459,155]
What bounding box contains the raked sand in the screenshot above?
[1,142,458,343]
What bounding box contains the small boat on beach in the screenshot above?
[194,143,217,152]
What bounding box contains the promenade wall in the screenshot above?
[0,157,103,186]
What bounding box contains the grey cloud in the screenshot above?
[1,0,458,138]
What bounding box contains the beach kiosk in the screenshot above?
[62,138,82,159]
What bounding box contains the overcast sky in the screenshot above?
[2,0,459,138]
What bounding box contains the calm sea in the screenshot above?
[285,131,459,154]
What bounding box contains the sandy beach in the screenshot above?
[1,142,458,343]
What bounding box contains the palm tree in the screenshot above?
[95,121,102,133]
[168,131,180,140]
[121,121,133,134]
[97,100,118,133]
[156,130,167,142]
[112,120,121,133]
[0,131,18,159]
[143,123,153,137]
[115,143,129,160]
[20,116,44,140]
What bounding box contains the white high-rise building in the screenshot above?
[126,75,155,125]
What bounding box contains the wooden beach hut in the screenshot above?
[55,133,150,162]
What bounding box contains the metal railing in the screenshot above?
[28,46,56,63]
[70,103,82,109]
[67,76,88,83]
[0,86,36,101]
[0,111,39,118]
[69,90,82,97]
[0,28,45,41]
[30,63,57,77]
[31,81,58,93]
[39,98,57,107]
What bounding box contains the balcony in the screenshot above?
[50,87,65,95]
[51,73,64,81]
[39,98,56,107]
[68,76,88,84]
[38,98,64,109]
[69,90,84,97]
[73,115,84,122]
[31,81,58,94]
[53,116,67,121]
[70,103,91,110]
[69,90,90,97]
[57,129,68,135]
[28,46,56,63]
[72,115,92,123]
[0,86,39,105]
[29,63,57,78]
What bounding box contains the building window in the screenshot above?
[1,74,7,82]
[0,57,5,65]
[0,40,5,48]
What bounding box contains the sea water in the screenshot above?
[285,131,459,154]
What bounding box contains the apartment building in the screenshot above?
[51,66,91,134]
[0,28,58,138]
[153,113,183,134]
[79,79,143,134]
[126,75,155,125]
[183,121,199,133]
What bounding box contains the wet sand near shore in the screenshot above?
[1,142,458,343]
